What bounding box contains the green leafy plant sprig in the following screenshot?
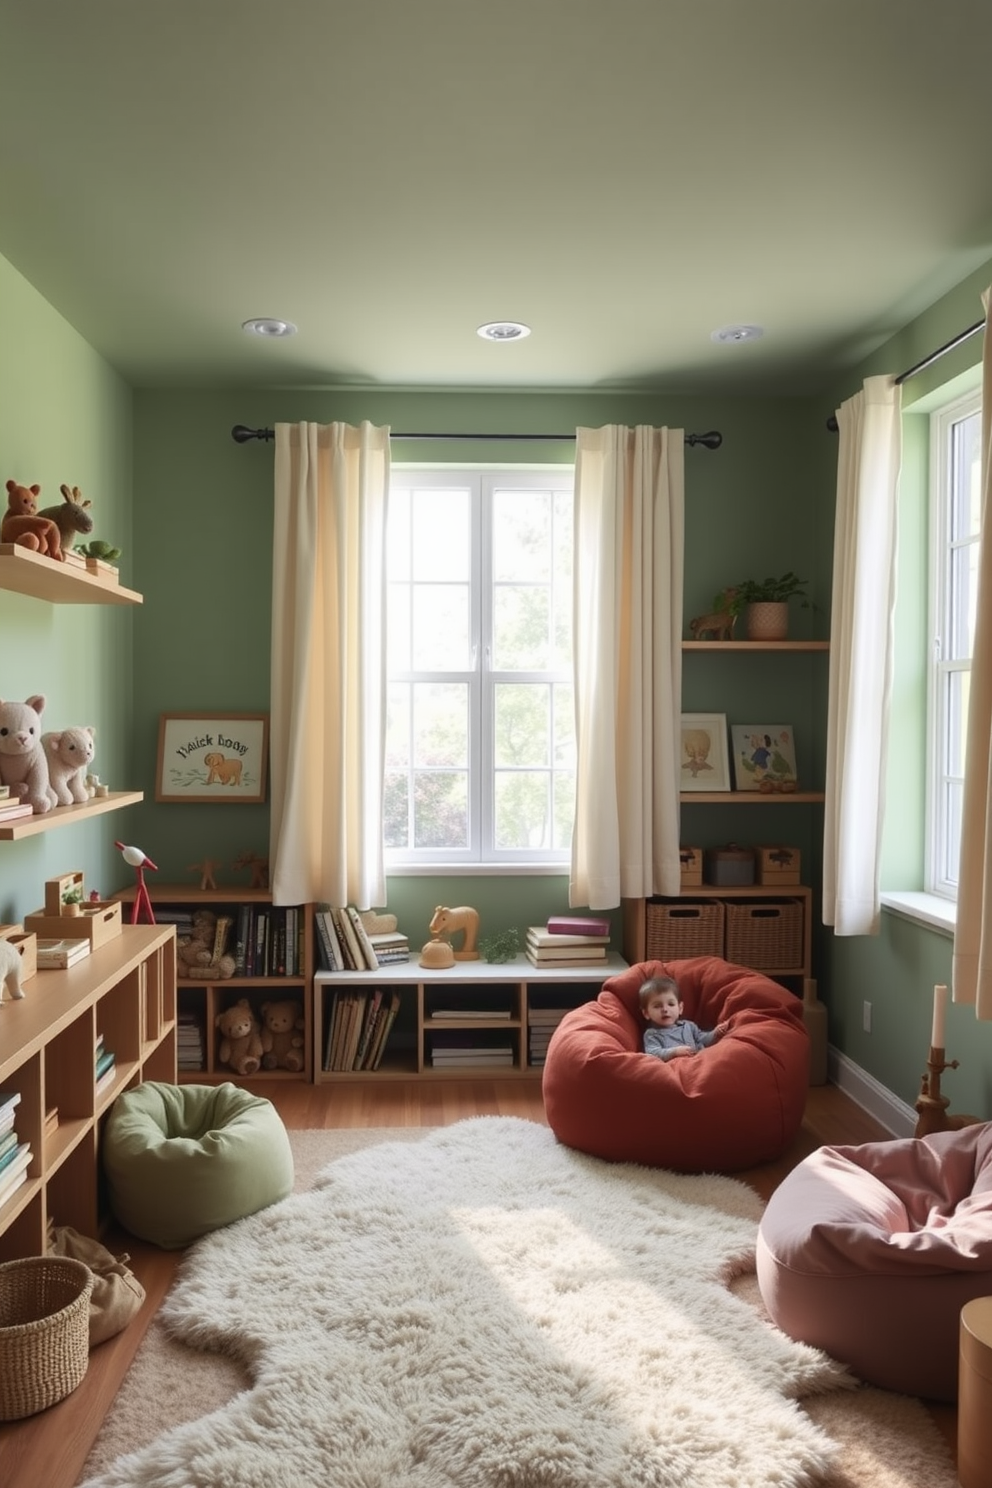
[478,927,521,964]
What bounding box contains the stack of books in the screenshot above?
[527,1006,574,1066]
[0,1090,31,1207]
[177,1011,206,1070]
[428,1033,515,1069]
[36,936,91,970]
[0,790,33,826]
[526,915,611,968]
[95,1033,116,1095]
[315,905,402,971]
[323,988,402,1071]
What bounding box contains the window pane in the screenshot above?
[495,684,549,767]
[554,770,576,851]
[387,583,412,671]
[412,584,470,670]
[387,488,412,579]
[943,779,963,888]
[950,412,982,542]
[385,683,410,768]
[412,683,468,768]
[947,669,969,778]
[493,488,551,583]
[411,489,470,580]
[553,683,575,767]
[494,770,552,850]
[494,586,551,669]
[383,771,409,849]
[414,772,468,849]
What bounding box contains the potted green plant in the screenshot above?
[714,572,810,640]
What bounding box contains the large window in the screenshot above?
[928,388,982,899]
[384,469,575,867]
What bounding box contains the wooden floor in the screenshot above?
[0,1080,957,1487]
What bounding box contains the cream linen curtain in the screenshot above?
[569,425,684,911]
[822,376,902,935]
[269,421,390,909]
[953,290,992,1019]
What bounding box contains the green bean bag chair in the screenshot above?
[103,1081,294,1249]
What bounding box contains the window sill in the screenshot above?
[385,862,571,878]
[880,891,955,937]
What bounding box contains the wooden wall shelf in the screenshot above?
[0,792,144,841]
[0,544,142,605]
[682,640,829,652]
[681,791,825,804]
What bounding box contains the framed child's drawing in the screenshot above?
[680,713,731,792]
[156,713,269,803]
[730,724,798,792]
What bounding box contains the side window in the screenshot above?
[928,389,982,898]
[384,468,575,866]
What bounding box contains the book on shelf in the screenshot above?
[368,931,409,952]
[546,915,611,938]
[0,1142,32,1199]
[365,990,401,1070]
[212,914,234,964]
[95,1046,116,1080]
[35,936,92,969]
[333,908,364,971]
[354,989,384,1069]
[95,1061,118,1097]
[44,1106,59,1137]
[527,926,609,949]
[314,906,345,972]
[0,1089,22,1126]
[526,946,607,966]
[430,1007,512,1019]
[0,1128,19,1163]
[429,1049,515,1067]
[0,800,33,822]
[0,783,9,799]
[234,905,251,975]
[345,907,379,971]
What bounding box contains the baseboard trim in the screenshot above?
[827,1047,917,1138]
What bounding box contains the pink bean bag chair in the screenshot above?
[756,1123,992,1401]
[541,956,808,1172]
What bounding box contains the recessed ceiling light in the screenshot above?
[242,318,298,338]
[710,324,764,345]
[477,321,531,342]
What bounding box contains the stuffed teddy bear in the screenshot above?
[215,998,263,1076]
[0,695,57,813]
[0,940,26,1005]
[259,999,305,1072]
[176,908,236,980]
[42,726,96,805]
[2,480,64,559]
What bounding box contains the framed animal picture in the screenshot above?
[679,713,731,792]
[730,724,798,793]
[156,713,269,803]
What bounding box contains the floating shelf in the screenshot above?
[681,791,825,804]
[0,792,144,841]
[682,640,829,652]
[0,544,142,605]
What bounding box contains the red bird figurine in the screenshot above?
[115,840,158,924]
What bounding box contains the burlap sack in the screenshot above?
[47,1225,146,1346]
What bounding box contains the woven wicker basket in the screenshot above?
[724,898,803,971]
[645,899,725,961]
[0,1256,93,1420]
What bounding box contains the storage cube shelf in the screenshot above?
[623,887,812,983]
[0,925,176,1262]
[313,955,628,1081]
[111,887,313,1084]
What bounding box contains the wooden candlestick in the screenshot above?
[914,1045,958,1137]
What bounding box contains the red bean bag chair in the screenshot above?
[756,1124,992,1401]
[542,956,808,1172]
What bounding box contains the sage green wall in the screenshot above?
[816,257,992,1119]
[0,252,135,925]
[129,386,826,942]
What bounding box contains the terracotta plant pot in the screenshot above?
[745,601,789,641]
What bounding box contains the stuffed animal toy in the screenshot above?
[0,695,57,813]
[2,480,64,559]
[37,484,94,552]
[259,999,305,1072]
[0,940,26,1005]
[215,999,263,1076]
[176,908,236,980]
[42,726,96,805]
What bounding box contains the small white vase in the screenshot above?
[745,601,789,641]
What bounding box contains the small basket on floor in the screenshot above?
[0,1256,94,1420]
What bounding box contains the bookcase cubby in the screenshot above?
[112,887,314,1084]
[313,954,628,1081]
[0,924,176,1262]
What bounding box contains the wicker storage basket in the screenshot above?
[725,898,803,971]
[0,1256,93,1420]
[645,899,725,961]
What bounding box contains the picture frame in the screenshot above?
[680,713,731,792]
[155,713,269,804]
[730,724,799,793]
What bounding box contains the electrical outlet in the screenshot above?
[862,1000,872,1034]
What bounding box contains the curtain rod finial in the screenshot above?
[231,424,274,443]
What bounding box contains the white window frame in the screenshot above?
[384,466,575,871]
[926,386,982,900]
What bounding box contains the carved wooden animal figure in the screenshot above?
[233,849,269,889]
[428,904,480,961]
[689,609,737,641]
[204,752,244,786]
[37,484,94,552]
[2,480,64,559]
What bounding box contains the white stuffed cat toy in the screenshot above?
[0,694,56,813]
[42,725,96,805]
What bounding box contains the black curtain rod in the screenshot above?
[231,424,723,449]
[826,318,985,431]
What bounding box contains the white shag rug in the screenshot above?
[79,1117,855,1488]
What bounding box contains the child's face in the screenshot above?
[644,989,682,1028]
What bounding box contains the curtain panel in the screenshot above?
[823,375,902,936]
[953,289,992,1019]
[569,425,684,911]
[269,421,390,910]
